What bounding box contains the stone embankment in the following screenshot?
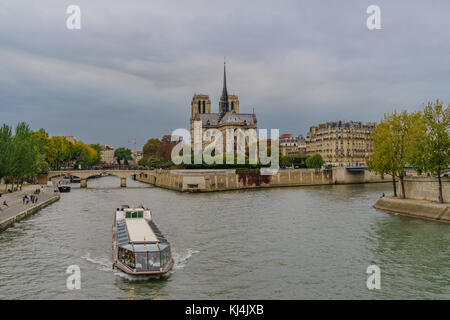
[135,167,389,192]
[374,196,450,223]
[373,177,450,223]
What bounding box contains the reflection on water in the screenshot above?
[0,176,448,299]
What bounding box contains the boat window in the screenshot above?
[147,251,161,270]
[125,212,131,218]
[137,211,143,218]
[160,247,171,267]
[135,253,147,271]
[118,247,135,269]
[132,211,138,218]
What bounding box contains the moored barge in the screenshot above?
[57,179,71,192]
[112,206,174,276]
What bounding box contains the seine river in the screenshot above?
[0,176,448,299]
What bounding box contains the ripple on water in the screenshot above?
[0,178,448,299]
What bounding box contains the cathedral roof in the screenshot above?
[196,111,256,127]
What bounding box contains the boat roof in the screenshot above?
[125,218,158,243]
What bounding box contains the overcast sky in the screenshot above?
[1,1,449,149]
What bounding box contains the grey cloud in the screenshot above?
[0,0,449,148]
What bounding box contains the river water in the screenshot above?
[0,176,448,299]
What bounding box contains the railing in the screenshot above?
[49,166,152,171]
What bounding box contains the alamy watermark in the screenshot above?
[170,122,280,175]
[66,5,81,30]
[66,265,81,290]
[366,264,381,290]
[366,5,381,30]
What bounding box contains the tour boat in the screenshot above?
[112,205,174,276]
[57,179,71,192]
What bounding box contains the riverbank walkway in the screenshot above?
[0,185,60,231]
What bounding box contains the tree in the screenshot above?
[89,144,102,166]
[409,101,450,203]
[114,147,133,165]
[157,135,178,161]
[143,138,161,157]
[0,124,13,190]
[31,129,50,175]
[139,155,164,168]
[368,120,398,196]
[280,154,308,168]
[368,110,423,198]
[72,141,98,168]
[306,153,324,169]
[45,136,72,169]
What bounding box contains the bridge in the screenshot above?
[47,170,156,188]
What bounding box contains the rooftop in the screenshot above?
[125,218,158,243]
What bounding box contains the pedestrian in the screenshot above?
[3,201,7,207]
[23,195,26,204]
[35,196,38,203]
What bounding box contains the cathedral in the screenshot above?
[189,62,258,147]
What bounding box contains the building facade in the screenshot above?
[306,121,376,167]
[100,144,116,164]
[190,62,257,151]
[280,134,307,155]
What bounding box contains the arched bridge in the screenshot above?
[47,170,156,188]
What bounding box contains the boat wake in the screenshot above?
[173,248,199,270]
[82,253,113,272]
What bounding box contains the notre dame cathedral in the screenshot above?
[189,62,257,146]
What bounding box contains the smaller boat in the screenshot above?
[57,179,71,192]
[112,206,174,276]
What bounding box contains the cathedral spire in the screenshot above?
[219,59,229,115]
[223,60,227,91]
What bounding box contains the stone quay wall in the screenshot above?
[397,177,450,203]
[136,167,389,192]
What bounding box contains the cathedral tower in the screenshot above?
[191,94,211,118]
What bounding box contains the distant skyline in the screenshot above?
[1,1,450,149]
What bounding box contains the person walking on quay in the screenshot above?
[3,200,8,207]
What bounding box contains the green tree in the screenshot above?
[114,147,133,165]
[280,154,308,168]
[8,122,40,188]
[368,110,422,198]
[306,153,324,169]
[409,101,450,203]
[0,124,13,191]
[89,143,102,165]
[138,155,164,168]
[72,141,98,168]
[143,138,161,157]
[31,128,50,174]
[45,136,72,169]
[368,120,399,196]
